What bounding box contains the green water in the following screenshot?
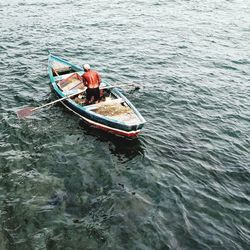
[0,0,250,249]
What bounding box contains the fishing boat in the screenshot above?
[48,54,146,137]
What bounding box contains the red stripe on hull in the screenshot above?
[84,120,140,138]
[60,101,141,138]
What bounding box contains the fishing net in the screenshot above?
[95,103,131,116]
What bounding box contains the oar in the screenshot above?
[17,89,84,119]
[100,83,140,90]
[17,83,140,119]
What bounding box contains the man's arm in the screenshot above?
[74,73,83,81]
[81,74,88,87]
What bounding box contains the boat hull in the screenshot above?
[48,54,145,138]
[61,100,141,137]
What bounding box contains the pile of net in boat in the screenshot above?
[95,103,131,116]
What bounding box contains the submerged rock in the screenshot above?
[47,190,68,206]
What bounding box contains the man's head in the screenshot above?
[83,64,90,72]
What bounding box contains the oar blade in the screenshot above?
[16,107,35,119]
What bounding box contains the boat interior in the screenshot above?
[51,61,141,125]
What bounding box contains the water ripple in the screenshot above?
[1,0,250,249]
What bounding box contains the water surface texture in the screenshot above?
[0,0,250,249]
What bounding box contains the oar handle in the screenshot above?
[32,89,85,112]
[100,84,139,90]
[100,84,125,90]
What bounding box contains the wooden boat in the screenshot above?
[48,54,146,137]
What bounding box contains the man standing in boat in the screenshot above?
[81,64,101,104]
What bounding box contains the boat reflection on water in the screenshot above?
[79,119,145,161]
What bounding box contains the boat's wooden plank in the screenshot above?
[60,80,84,92]
[54,71,83,81]
[56,72,84,91]
[52,61,70,71]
